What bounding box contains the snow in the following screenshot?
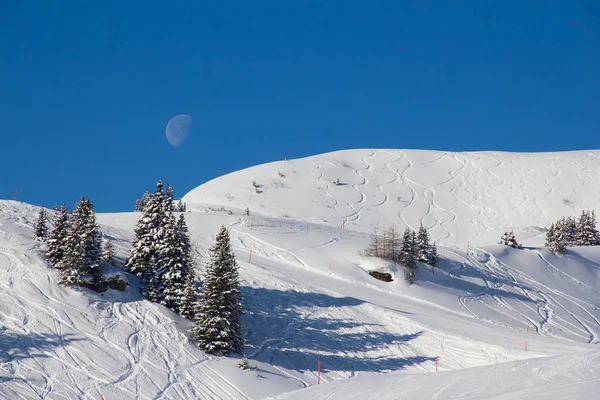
[1,148,600,399]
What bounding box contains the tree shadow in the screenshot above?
[418,257,534,304]
[241,287,434,374]
[0,332,82,364]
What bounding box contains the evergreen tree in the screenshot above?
[427,242,438,265]
[46,204,70,267]
[135,191,153,212]
[60,198,102,286]
[103,238,115,265]
[192,226,244,354]
[127,180,167,302]
[400,228,417,283]
[545,223,555,248]
[416,224,430,263]
[180,268,197,320]
[176,199,187,212]
[500,231,521,248]
[161,213,187,310]
[34,207,49,241]
[165,184,175,213]
[575,210,600,246]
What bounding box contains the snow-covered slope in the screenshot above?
[184,149,600,246]
[2,149,600,399]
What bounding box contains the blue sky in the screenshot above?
[1,1,599,212]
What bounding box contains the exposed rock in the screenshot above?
[108,275,129,291]
[79,279,109,293]
[368,270,393,282]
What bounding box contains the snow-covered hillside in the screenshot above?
[184,149,600,246]
[1,149,600,399]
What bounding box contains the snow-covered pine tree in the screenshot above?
[545,223,556,248]
[126,180,167,302]
[174,214,195,316]
[427,242,438,265]
[176,199,187,212]
[551,217,571,248]
[400,228,417,283]
[179,267,197,320]
[192,226,244,354]
[500,231,521,248]
[46,204,70,267]
[564,217,577,245]
[144,182,168,302]
[103,238,115,265]
[161,213,187,311]
[34,207,49,241]
[575,210,600,246]
[164,184,175,214]
[60,198,102,286]
[591,211,600,245]
[134,191,153,212]
[416,224,430,263]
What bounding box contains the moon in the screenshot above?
[166,114,192,147]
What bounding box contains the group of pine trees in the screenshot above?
[135,190,186,212]
[127,180,244,354]
[545,210,600,254]
[37,199,112,286]
[499,231,522,248]
[364,224,437,283]
[126,181,195,315]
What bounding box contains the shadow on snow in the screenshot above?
[0,331,82,365]
[241,287,434,374]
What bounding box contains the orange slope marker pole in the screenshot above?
[436,357,439,372]
[318,359,321,384]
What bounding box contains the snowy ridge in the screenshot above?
[1,148,600,399]
[184,149,600,246]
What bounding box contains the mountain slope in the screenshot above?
[1,149,600,399]
[184,149,600,246]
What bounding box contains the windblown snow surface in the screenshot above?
[1,149,600,399]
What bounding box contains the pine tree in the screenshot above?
[500,231,521,248]
[103,238,115,265]
[176,199,186,212]
[59,198,102,286]
[144,182,168,302]
[46,204,70,267]
[416,224,430,263]
[591,211,600,245]
[34,207,49,241]
[161,213,187,310]
[427,242,438,265]
[127,181,167,301]
[165,184,175,214]
[400,228,417,283]
[575,210,600,246]
[135,191,153,212]
[567,217,577,245]
[545,223,556,248]
[180,268,197,320]
[192,226,244,354]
